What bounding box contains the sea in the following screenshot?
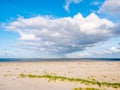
[0,58,120,62]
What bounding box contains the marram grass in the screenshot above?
[73,87,100,90]
[19,73,120,88]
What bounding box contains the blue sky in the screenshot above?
[0,0,120,58]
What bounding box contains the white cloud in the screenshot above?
[5,13,119,55]
[0,50,8,56]
[65,51,91,57]
[65,47,120,58]
[64,0,82,12]
[92,1,101,6]
[20,33,36,41]
[95,47,120,56]
[99,0,120,16]
[90,1,104,8]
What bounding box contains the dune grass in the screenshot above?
[73,87,100,90]
[19,73,120,89]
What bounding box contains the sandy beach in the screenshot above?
[0,61,120,90]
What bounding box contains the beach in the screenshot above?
[0,61,120,90]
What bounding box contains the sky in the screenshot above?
[0,0,120,58]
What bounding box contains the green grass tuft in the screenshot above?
[73,87,100,90]
[19,73,120,88]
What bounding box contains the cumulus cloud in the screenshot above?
[5,13,119,55]
[20,34,36,40]
[64,0,82,12]
[112,23,120,35]
[99,0,120,16]
[65,47,120,58]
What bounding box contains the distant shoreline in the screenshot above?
[0,58,120,62]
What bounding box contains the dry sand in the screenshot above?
[0,61,120,90]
